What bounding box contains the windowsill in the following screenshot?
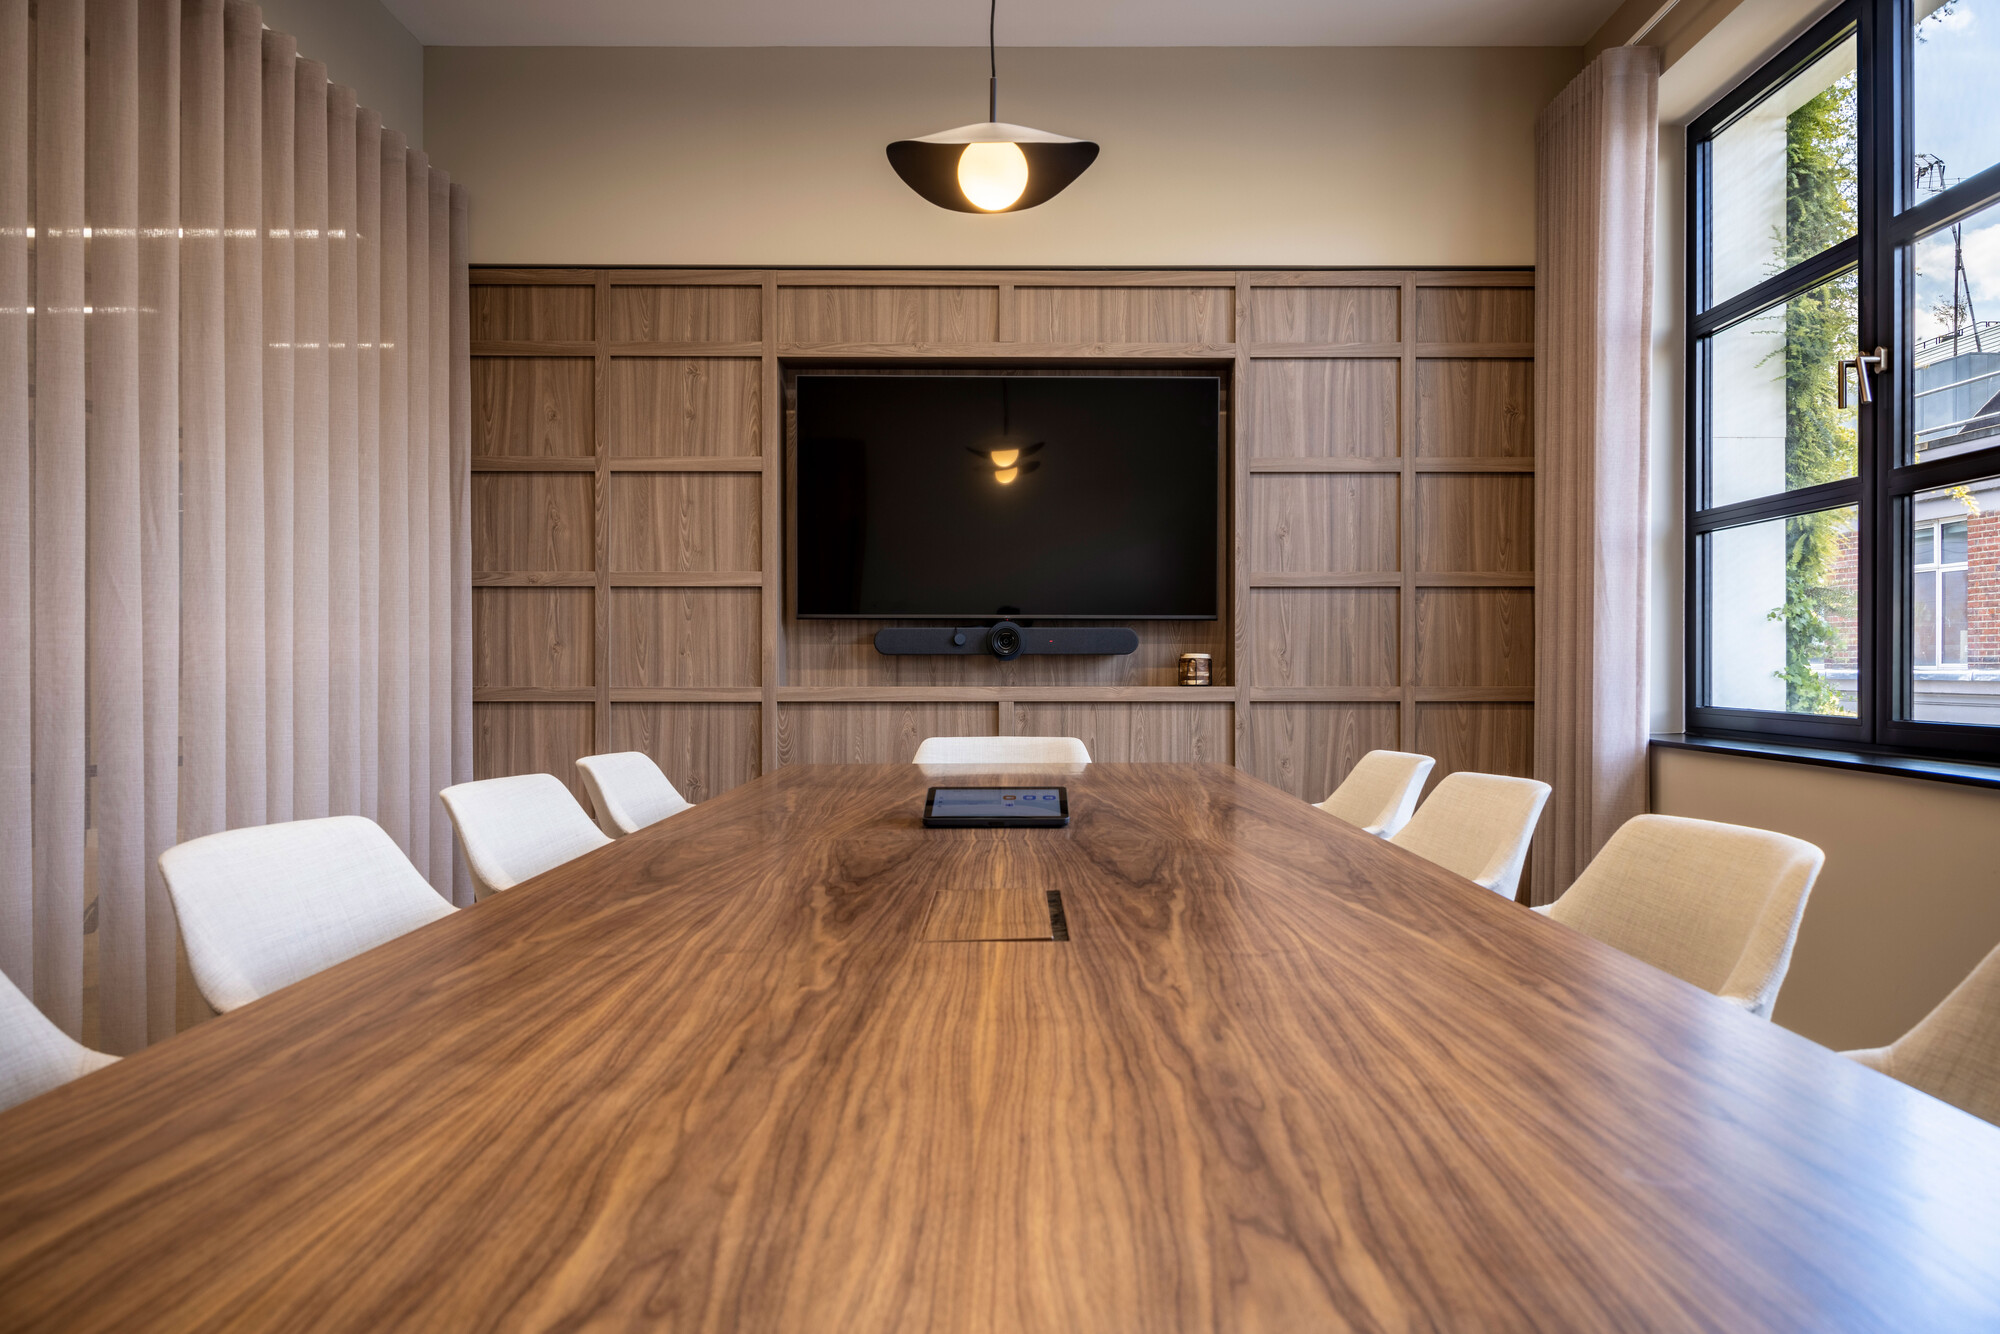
[1650,734,2000,792]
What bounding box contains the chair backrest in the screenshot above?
[439,773,614,900]
[911,736,1091,766]
[158,816,457,1014]
[1388,771,1550,899]
[1317,749,1436,837]
[575,751,693,837]
[1546,814,1823,1019]
[1845,942,2000,1125]
[0,969,117,1113]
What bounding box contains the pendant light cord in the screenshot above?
[988,0,998,123]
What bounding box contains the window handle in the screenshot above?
[1837,346,1886,408]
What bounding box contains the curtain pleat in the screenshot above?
[33,0,88,1036]
[403,150,430,880]
[222,0,263,833]
[137,0,182,1044]
[0,0,31,994]
[2,0,471,1041]
[427,166,452,896]
[1530,48,1658,903]
[448,181,471,905]
[292,57,328,821]
[327,84,359,819]
[260,30,293,827]
[177,0,225,856]
[376,128,409,857]
[87,0,147,1053]
[355,108,381,827]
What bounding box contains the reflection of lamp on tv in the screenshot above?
[984,440,1048,488]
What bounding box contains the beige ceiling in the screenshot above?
[385,0,1624,48]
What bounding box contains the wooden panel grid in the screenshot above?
[472,269,1533,820]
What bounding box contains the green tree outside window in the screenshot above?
[1769,74,1859,713]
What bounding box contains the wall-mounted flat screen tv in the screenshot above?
[794,374,1220,619]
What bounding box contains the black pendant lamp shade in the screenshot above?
[887,125,1099,213]
[887,0,1097,213]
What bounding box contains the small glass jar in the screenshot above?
[1178,653,1213,687]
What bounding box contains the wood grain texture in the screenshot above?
[471,472,594,573]
[1413,589,1535,689]
[776,701,993,764]
[607,284,763,343]
[1246,701,1402,801]
[470,282,594,342]
[1015,286,1233,344]
[1415,358,1533,459]
[1244,285,1399,344]
[1010,703,1232,763]
[1414,474,1534,573]
[1249,473,1400,573]
[920,886,1055,942]
[608,702,762,802]
[610,587,761,688]
[1243,359,1399,459]
[473,588,595,690]
[607,472,761,573]
[1415,701,1535,792]
[471,357,594,459]
[608,357,761,459]
[1250,588,1400,688]
[6,765,1995,1333]
[777,287,998,344]
[1415,286,1534,344]
[470,700,595,802]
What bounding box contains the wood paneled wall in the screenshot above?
[470,269,1533,808]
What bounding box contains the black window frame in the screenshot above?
[1685,0,2000,760]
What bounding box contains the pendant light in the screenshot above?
[886,0,1098,213]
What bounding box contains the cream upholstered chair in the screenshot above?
[439,773,613,901]
[1536,814,1823,1020]
[912,736,1091,765]
[575,751,693,838]
[159,816,457,1014]
[1388,772,1550,900]
[1,969,117,1113]
[1844,942,2000,1125]
[1317,750,1436,838]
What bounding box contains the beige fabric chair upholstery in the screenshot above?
[1388,772,1550,900]
[1317,750,1436,838]
[911,736,1091,765]
[159,816,457,1014]
[439,774,614,901]
[1844,942,2000,1126]
[0,969,117,1113]
[575,751,693,838]
[1538,814,1823,1020]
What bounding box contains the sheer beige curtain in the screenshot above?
[1530,46,1658,905]
[0,0,472,1052]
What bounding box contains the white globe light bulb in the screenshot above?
[958,142,1029,212]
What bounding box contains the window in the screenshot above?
[1688,0,2000,758]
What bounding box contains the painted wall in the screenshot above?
[1652,747,2000,1052]
[423,45,1582,266]
[259,0,426,146]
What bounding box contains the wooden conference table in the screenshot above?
[2,762,1998,1331]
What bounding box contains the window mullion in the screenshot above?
[1859,0,1898,744]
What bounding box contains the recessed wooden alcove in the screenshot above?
[470,268,1535,805]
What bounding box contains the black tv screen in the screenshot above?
[794,375,1219,619]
